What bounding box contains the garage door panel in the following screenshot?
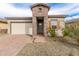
[11,23,26,34]
[25,23,32,34]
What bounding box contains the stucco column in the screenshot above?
[7,21,11,34]
[32,16,37,38]
[44,16,48,37]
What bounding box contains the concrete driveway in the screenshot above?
[0,35,32,56]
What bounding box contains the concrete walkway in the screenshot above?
[0,35,47,56]
[0,35,33,56]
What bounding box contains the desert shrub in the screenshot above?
[62,28,70,36]
[74,28,79,36]
[63,25,79,45]
[63,26,79,43]
[49,28,55,37]
[73,28,79,39]
[68,32,75,37]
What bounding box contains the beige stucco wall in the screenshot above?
[0,22,8,29]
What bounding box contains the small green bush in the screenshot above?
[68,32,75,37]
[63,27,79,38]
[62,28,70,36]
[49,28,55,37]
[74,28,79,35]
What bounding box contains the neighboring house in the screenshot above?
[1,3,66,37]
[0,19,8,34]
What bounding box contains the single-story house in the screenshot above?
[0,3,66,37]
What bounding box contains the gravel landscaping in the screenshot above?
[17,38,79,56]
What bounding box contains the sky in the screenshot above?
[0,3,79,21]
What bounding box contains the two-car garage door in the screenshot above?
[11,23,32,35]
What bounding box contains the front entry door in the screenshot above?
[37,19,44,35]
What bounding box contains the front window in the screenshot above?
[51,19,57,29]
[52,25,56,29]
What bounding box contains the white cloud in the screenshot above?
[65,6,79,20]
[0,3,32,18]
[0,3,79,21]
[48,4,79,21]
[48,4,79,15]
[65,15,79,21]
[69,7,79,15]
